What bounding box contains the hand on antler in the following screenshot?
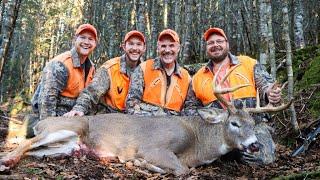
[266,83,282,104]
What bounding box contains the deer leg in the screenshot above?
[133,158,166,174]
[30,130,78,148]
[26,135,79,157]
[137,148,189,176]
[0,134,43,168]
[1,129,79,170]
[26,129,80,157]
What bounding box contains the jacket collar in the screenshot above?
[71,48,82,68]
[204,52,239,73]
[71,48,93,68]
[120,54,127,74]
[120,54,142,75]
[152,57,183,78]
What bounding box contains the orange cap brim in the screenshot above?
[203,27,227,41]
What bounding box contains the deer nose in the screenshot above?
[248,142,261,153]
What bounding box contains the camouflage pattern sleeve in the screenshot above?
[72,68,110,114]
[254,63,275,103]
[126,66,167,116]
[181,82,203,116]
[38,61,68,120]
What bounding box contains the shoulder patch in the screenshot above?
[101,57,121,70]
[51,51,72,63]
[140,59,153,73]
[237,55,257,64]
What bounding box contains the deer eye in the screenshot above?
[231,122,240,128]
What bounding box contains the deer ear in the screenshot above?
[197,108,229,124]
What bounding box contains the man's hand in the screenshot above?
[63,110,84,117]
[266,84,282,104]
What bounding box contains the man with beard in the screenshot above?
[183,27,282,165]
[126,29,190,116]
[63,30,146,117]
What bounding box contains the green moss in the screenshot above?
[280,45,320,118]
[292,45,320,82]
[295,50,320,117]
[296,56,320,89]
[309,91,320,117]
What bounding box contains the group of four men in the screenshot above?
[30,24,282,165]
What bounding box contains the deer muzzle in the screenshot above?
[247,142,260,153]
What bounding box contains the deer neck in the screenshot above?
[181,117,232,166]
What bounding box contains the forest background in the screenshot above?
[0,0,319,118]
[0,0,319,178]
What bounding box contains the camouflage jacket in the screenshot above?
[182,53,274,121]
[126,57,185,116]
[31,48,94,120]
[72,54,137,114]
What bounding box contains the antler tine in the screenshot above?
[245,99,293,113]
[220,65,238,84]
[245,81,293,113]
[281,81,288,90]
[213,65,233,112]
[256,88,261,108]
[218,64,251,93]
[213,64,251,113]
[269,81,287,91]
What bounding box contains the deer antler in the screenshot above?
[213,64,251,113]
[244,81,293,113]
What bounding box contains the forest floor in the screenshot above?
[0,89,319,179]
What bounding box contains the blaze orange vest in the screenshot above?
[192,56,257,106]
[101,57,129,111]
[141,59,191,112]
[52,51,95,98]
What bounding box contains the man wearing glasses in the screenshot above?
[183,27,282,165]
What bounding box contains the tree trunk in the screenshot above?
[282,0,299,131]
[149,0,159,59]
[240,0,252,54]
[266,0,276,79]
[251,0,259,55]
[198,0,205,63]
[107,1,115,59]
[293,0,305,49]
[163,0,168,28]
[224,0,231,38]
[235,3,242,54]
[258,0,268,66]
[129,0,136,30]
[174,0,181,35]
[182,0,193,65]
[0,0,21,82]
[174,0,183,63]
[0,1,6,33]
[136,0,146,32]
[136,0,146,60]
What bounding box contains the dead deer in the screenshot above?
[0,65,292,176]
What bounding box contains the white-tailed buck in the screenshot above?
[0,65,291,175]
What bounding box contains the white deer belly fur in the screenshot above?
[27,130,80,157]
